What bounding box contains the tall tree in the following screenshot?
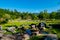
[56,10,60,19]
[38,10,49,19]
[43,10,49,19]
[38,11,44,19]
[50,12,57,19]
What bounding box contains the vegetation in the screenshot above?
[0,8,60,24]
[29,35,45,40]
[0,8,60,40]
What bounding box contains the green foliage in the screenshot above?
[38,10,49,19]
[29,36,44,40]
[0,8,60,24]
[38,11,44,19]
[50,12,57,19]
[30,14,38,20]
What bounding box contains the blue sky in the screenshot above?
[0,0,60,13]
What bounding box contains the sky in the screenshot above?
[0,0,60,13]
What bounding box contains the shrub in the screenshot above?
[29,36,45,40]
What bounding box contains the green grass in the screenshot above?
[2,20,40,29]
[1,19,60,38]
[52,29,60,38]
[1,19,60,30]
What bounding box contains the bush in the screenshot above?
[29,36,45,40]
[0,19,8,24]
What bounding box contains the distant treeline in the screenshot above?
[0,8,60,23]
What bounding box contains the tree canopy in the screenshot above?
[0,8,60,24]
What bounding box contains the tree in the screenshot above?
[43,10,49,19]
[50,12,57,19]
[38,10,49,20]
[3,14,11,19]
[56,10,60,19]
[38,11,44,19]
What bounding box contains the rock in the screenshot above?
[44,34,58,40]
